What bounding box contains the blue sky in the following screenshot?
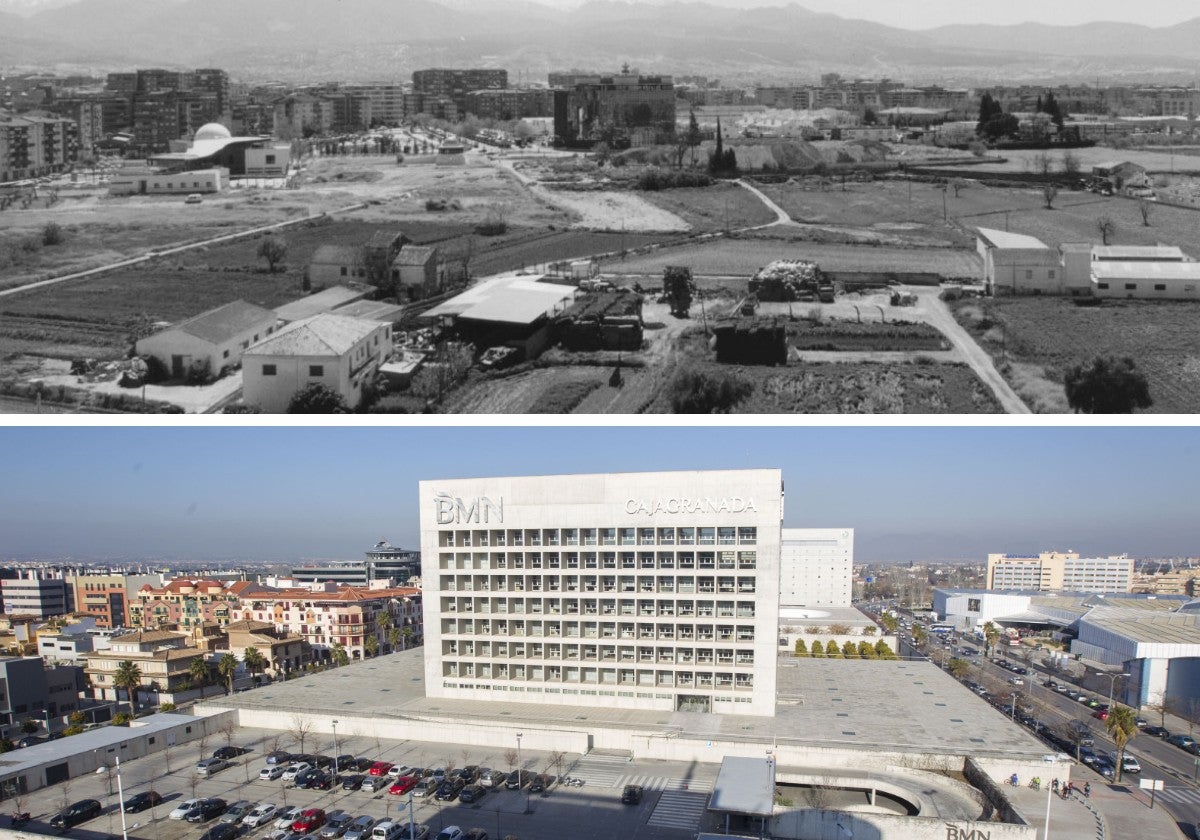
[1,425,1196,564]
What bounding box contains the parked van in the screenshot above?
[372,821,404,840]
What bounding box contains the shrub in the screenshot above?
[159,702,176,712]
[41,222,65,246]
[635,167,713,191]
[667,368,752,413]
[112,712,131,726]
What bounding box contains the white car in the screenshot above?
[243,803,279,828]
[260,765,286,781]
[169,799,203,820]
[281,762,312,782]
[274,807,304,830]
[386,764,411,779]
[435,827,464,840]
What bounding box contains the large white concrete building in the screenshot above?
[987,550,1133,593]
[779,528,853,607]
[419,469,783,716]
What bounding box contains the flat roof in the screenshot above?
[0,713,198,778]
[213,649,1049,760]
[710,756,774,816]
[976,228,1050,250]
[1092,262,1200,281]
[423,275,576,325]
[1082,609,1200,646]
[1093,245,1186,261]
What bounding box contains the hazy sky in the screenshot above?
[783,0,1198,29]
[1,425,1197,565]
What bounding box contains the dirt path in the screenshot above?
[736,179,792,227]
[911,287,1030,414]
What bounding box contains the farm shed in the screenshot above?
[554,290,644,351]
[1092,261,1200,300]
[975,228,1064,296]
[274,285,371,324]
[713,317,788,365]
[136,299,279,380]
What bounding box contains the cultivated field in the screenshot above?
[602,235,982,281]
[953,296,1200,414]
[639,182,779,232]
[941,145,1200,175]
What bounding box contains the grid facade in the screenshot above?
[780,528,853,607]
[420,470,782,716]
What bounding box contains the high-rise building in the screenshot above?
[987,550,1134,593]
[420,469,783,716]
[553,73,676,147]
[780,528,853,607]
[412,69,508,116]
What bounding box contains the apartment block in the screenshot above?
[0,575,70,619]
[987,550,1134,593]
[412,68,508,115]
[69,573,128,628]
[420,469,783,716]
[780,528,853,607]
[553,74,676,147]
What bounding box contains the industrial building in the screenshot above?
[419,469,784,716]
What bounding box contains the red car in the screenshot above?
[291,809,326,833]
[388,776,420,796]
[1093,709,1109,721]
[368,762,393,777]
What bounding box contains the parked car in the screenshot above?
[463,830,489,840]
[1169,734,1198,752]
[282,763,313,782]
[215,746,250,760]
[344,816,377,840]
[621,784,643,805]
[1145,726,1170,739]
[479,770,509,788]
[292,809,327,833]
[411,779,437,798]
[319,811,354,839]
[197,757,232,777]
[199,823,241,840]
[124,791,163,813]
[274,808,304,830]
[294,768,321,788]
[1121,754,1141,773]
[361,775,388,792]
[434,779,465,801]
[261,764,287,781]
[312,755,336,770]
[435,828,464,840]
[170,799,205,820]
[396,826,430,840]
[306,772,335,791]
[243,803,280,828]
[266,751,294,765]
[458,784,486,804]
[368,762,393,777]
[1092,709,1109,721]
[185,193,203,204]
[188,799,229,823]
[453,766,479,784]
[335,756,357,771]
[389,776,420,796]
[505,771,534,790]
[1094,757,1116,779]
[528,774,554,794]
[341,774,365,791]
[50,799,102,830]
[220,801,255,824]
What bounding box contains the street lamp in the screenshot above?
[331,719,339,770]
[1100,671,1131,706]
[516,732,527,814]
[96,755,129,840]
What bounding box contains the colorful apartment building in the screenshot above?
[128,578,244,630]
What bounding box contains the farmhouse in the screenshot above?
[274,285,371,324]
[391,245,441,297]
[1091,160,1149,191]
[136,300,279,380]
[975,228,1065,296]
[309,245,366,286]
[424,274,578,359]
[241,313,392,412]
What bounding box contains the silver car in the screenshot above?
[320,812,353,839]
[344,816,377,840]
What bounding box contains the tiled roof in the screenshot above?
[246,586,420,604]
[167,301,276,345]
[244,313,382,358]
[393,245,437,266]
[110,629,187,644]
[311,245,361,266]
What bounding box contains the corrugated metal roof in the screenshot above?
[1093,245,1186,261]
[1092,262,1200,280]
[275,286,368,323]
[710,756,775,816]
[164,300,276,345]
[424,276,576,325]
[976,228,1050,251]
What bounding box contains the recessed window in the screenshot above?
[1125,283,1137,290]
[1098,283,1109,290]
[340,267,347,276]
[223,350,229,359]
[1048,270,1056,279]
[309,365,324,377]
[265,154,276,164]
[263,364,277,376]
[1154,284,1166,291]
[1025,270,1033,280]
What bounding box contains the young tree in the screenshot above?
[1106,707,1139,783]
[1042,183,1059,209]
[219,716,238,747]
[290,715,314,754]
[257,236,288,273]
[1096,215,1116,246]
[1138,198,1154,227]
[947,658,970,679]
[863,625,877,637]
[825,640,841,658]
[842,641,858,659]
[114,660,143,717]
[1065,356,1153,414]
[217,653,239,695]
[794,639,808,656]
[874,640,895,660]
[1033,152,1053,176]
[504,748,518,772]
[243,647,267,680]
[331,643,350,667]
[811,641,824,658]
[1061,150,1081,176]
[287,382,350,414]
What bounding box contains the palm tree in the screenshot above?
[982,622,1000,657]
[376,613,393,652]
[388,626,401,652]
[1106,707,1139,783]
[217,653,239,695]
[113,660,142,717]
[330,643,350,667]
[401,626,414,650]
[364,636,379,657]
[243,647,267,679]
[189,656,211,695]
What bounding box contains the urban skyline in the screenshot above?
[1,425,1197,564]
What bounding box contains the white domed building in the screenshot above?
[147,121,291,181]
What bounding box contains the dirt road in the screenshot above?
[912,287,1030,414]
[736,179,792,227]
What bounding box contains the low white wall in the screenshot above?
[772,809,1036,840]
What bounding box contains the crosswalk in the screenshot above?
[647,788,711,831]
[567,754,715,796]
[1151,786,1200,805]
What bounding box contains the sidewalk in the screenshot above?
[1007,778,1184,840]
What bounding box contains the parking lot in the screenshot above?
[17,728,719,840]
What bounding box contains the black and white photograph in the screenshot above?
[2,0,1199,413]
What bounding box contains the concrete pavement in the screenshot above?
[1006,775,1186,840]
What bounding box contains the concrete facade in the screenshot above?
[987,551,1133,593]
[0,576,69,619]
[976,229,1068,296]
[419,469,783,716]
[780,528,853,607]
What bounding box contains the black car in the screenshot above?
[458,784,487,804]
[312,755,336,769]
[505,771,535,790]
[454,766,480,783]
[124,791,163,813]
[528,775,554,794]
[214,746,249,760]
[464,830,489,840]
[434,779,465,801]
[294,768,320,788]
[341,774,365,791]
[621,785,643,805]
[199,823,242,840]
[1145,726,1170,738]
[266,750,294,765]
[307,772,335,791]
[335,755,357,771]
[352,758,376,772]
[50,799,102,830]
[188,799,228,823]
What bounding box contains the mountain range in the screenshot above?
[2,0,1199,84]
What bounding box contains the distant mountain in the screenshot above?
[2,0,1199,83]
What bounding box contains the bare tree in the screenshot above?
[197,732,210,761]
[949,178,968,197]
[504,748,518,771]
[1096,216,1116,246]
[1061,151,1081,177]
[1033,152,1053,176]
[220,716,238,747]
[289,715,315,755]
[444,756,458,774]
[1138,199,1154,227]
[58,778,74,814]
[1042,183,1059,209]
[548,751,566,778]
[1142,700,1169,729]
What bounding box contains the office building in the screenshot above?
[419,469,783,716]
[987,551,1134,593]
[68,574,128,629]
[780,528,853,607]
[291,540,421,587]
[0,657,86,738]
[0,575,70,619]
